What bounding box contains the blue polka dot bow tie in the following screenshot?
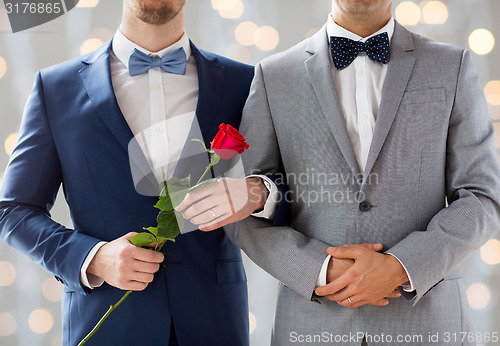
[330,32,390,70]
[128,47,187,76]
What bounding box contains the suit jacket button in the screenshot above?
[359,201,372,212]
[160,257,168,271]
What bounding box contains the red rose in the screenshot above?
[211,123,249,159]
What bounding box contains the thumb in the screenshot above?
[123,232,138,241]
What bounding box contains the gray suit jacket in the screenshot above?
[225,22,500,345]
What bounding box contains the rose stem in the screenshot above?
[196,163,213,186]
[77,290,132,346]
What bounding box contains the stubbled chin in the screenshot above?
[137,9,177,25]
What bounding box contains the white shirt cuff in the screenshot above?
[316,255,331,287]
[80,241,107,289]
[386,253,415,292]
[247,174,279,219]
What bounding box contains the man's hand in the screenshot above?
[325,244,379,283]
[175,177,268,231]
[87,232,164,291]
[315,245,408,308]
[324,243,402,307]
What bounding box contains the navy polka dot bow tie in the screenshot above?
[330,32,390,70]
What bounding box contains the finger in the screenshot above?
[123,281,149,292]
[189,206,224,225]
[340,243,383,252]
[315,274,349,296]
[198,213,234,232]
[370,298,390,306]
[337,299,388,308]
[337,296,391,308]
[128,271,155,284]
[327,246,365,259]
[325,286,356,303]
[175,187,214,212]
[336,298,368,309]
[132,247,164,263]
[131,260,161,274]
[328,288,399,305]
[386,289,402,298]
[361,243,383,252]
[182,194,221,220]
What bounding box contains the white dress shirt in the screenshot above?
[314,16,414,292]
[80,29,275,288]
[329,16,393,171]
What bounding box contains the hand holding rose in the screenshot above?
[87,232,164,291]
[177,123,268,231]
[176,177,268,231]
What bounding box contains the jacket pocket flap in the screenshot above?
[401,88,446,104]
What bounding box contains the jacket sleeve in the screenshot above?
[0,71,102,295]
[387,50,500,305]
[223,63,330,301]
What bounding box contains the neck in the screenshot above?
[120,7,185,52]
[331,8,391,37]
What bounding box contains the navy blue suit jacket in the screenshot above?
[0,40,254,346]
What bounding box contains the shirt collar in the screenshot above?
[326,15,395,43]
[111,29,192,70]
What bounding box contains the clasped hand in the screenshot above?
[315,243,409,308]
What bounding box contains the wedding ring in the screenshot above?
[347,297,354,304]
[210,208,217,219]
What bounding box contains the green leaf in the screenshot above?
[143,227,158,237]
[157,210,183,240]
[155,176,191,211]
[188,178,219,193]
[129,232,157,247]
[155,188,190,211]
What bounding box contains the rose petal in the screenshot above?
[210,123,249,158]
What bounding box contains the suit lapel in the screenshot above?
[78,40,157,192]
[78,40,134,154]
[362,22,416,181]
[191,43,225,142]
[304,26,361,177]
[173,43,225,180]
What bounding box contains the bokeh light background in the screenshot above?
[0,1,499,345]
